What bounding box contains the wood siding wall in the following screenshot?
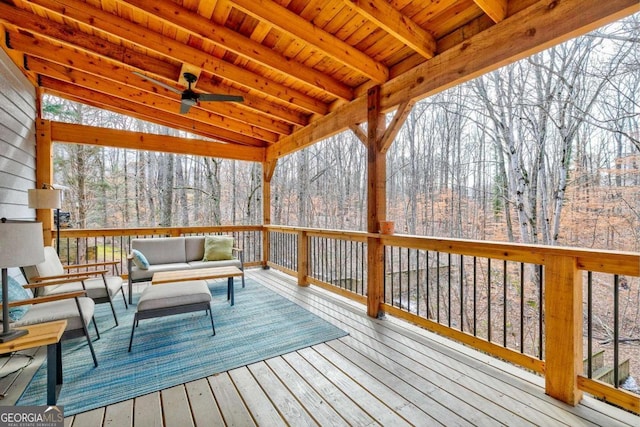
[0,47,36,221]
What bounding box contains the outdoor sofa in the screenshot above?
[127,236,244,303]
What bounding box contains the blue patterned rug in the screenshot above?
[17,279,347,415]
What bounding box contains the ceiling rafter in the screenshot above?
[0,0,635,162]
[2,1,328,116]
[27,56,289,139]
[122,0,353,101]
[40,74,279,143]
[5,28,308,129]
[228,0,390,83]
[473,0,508,23]
[43,85,266,147]
[267,0,640,160]
[344,0,437,60]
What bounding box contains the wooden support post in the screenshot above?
[35,119,55,246]
[366,86,386,318]
[262,160,277,269]
[297,230,309,286]
[544,255,583,405]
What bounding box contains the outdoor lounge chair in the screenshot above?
[1,277,99,367]
[22,247,127,326]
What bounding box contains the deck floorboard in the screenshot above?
[2,268,638,426]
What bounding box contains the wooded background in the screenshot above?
[45,14,639,251]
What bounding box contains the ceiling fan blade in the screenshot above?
[132,71,182,95]
[180,100,192,114]
[198,94,244,102]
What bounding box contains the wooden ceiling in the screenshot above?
[1,0,638,161]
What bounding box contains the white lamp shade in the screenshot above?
[28,188,61,209]
[0,222,45,268]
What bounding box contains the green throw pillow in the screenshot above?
[203,236,234,261]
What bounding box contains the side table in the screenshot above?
[0,320,67,405]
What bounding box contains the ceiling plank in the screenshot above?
[228,0,389,83]
[124,0,353,100]
[474,0,508,23]
[268,0,640,160]
[344,0,436,60]
[28,57,288,138]
[3,1,328,116]
[49,121,266,162]
[0,4,179,80]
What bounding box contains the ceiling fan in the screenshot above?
[133,71,244,114]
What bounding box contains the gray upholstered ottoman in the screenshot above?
[128,280,215,351]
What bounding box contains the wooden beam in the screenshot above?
[28,57,288,139]
[267,0,640,160]
[544,255,583,405]
[4,0,328,115]
[49,122,266,162]
[344,0,436,59]
[349,124,367,146]
[35,120,55,246]
[262,160,278,268]
[125,0,353,101]
[229,0,389,83]
[474,0,508,23]
[379,100,414,154]
[366,86,386,319]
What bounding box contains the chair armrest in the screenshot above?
[0,290,87,309]
[24,275,91,289]
[232,248,244,265]
[64,260,119,269]
[30,270,107,282]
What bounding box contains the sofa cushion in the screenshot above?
[13,297,94,331]
[130,263,191,282]
[131,249,150,270]
[43,275,124,300]
[132,237,187,265]
[185,236,206,262]
[137,280,211,312]
[0,276,32,322]
[203,236,234,261]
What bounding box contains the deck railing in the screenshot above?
[57,225,264,276]
[57,225,639,414]
[265,226,639,414]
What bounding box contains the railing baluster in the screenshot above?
[447,252,451,327]
[436,251,440,323]
[538,264,543,360]
[613,274,619,388]
[488,258,492,343]
[460,254,464,332]
[473,256,477,336]
[587,271,593,378]
[503,259,507,348]
[520,263,525,354]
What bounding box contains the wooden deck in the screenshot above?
[2,268,638,426]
